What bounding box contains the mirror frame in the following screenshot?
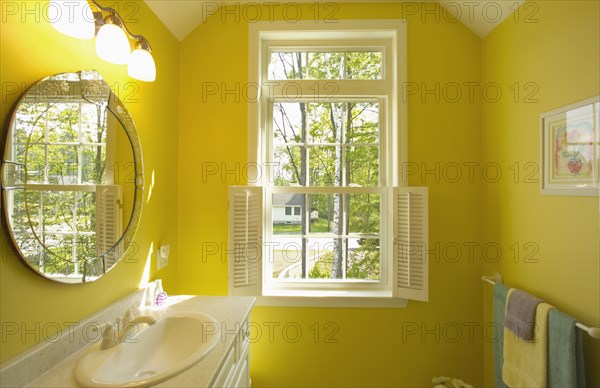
[0,70,144,283]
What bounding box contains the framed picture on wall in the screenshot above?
[541,96,600,196]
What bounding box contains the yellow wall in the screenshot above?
[0,0,179,362]
[3,1,596,385]
[481,1,600,386]
[178,3,483,386]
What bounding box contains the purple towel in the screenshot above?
[504,289,543,340]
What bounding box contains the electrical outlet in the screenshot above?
[157,244,170,270]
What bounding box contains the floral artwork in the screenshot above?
[553,120,595,178]
[542,97,599,195]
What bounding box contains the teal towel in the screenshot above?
[493,283,509,388]
[548,309,586,388]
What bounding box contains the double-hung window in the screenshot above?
[4,76,122,282]
[229,20,428,306]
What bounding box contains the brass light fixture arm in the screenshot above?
[88,0,152,51]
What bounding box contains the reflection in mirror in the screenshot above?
[1,71,143,283]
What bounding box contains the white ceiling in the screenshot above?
[438,0,524,37]
[144,0,523,41]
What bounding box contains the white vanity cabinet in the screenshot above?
[8,295,256,388]
[211,318,251,388]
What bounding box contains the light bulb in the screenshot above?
[49,0,95,39]
[96,20,130,65]
[128,47,156,82]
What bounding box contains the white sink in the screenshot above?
[75,312,219,387]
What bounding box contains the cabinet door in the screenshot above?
[233,357,250,388]
[232,325,251,387]
[211,317,251,388]
[212,347,236,387]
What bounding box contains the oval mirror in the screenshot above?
[1,70,143,283]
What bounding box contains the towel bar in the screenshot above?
[482,273,600,339]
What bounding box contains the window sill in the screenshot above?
[258,289,408,308]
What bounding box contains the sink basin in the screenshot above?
[75,312,219,387]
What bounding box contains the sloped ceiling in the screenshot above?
[144,0,524,41]
[438,0,524,37]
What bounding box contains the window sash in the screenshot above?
[11,101,108,185]
[266,98,388,188]
[265,186,390,285]
[263,38,393,81]
[7,189,91,276]
[268,50,384,81]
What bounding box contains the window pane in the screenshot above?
[76,192,96,232]
[42,233,75,264]
[20,235,43,268]
[347,238,380,280]
[309,146,340,186]
[271,236,303,279]
[307,102,340,144]
[15,144,27,165]
[307,102,373,144]
[273,146,304,186]
[308,193,342,234]
[307,237,347,279]
[81,103,107,144]
[25,145,45,183]
[272,193,305,235]
[306,102,379,144]
[9,190,28,228]
[269,51,383,80]
[15,102,48,143]
[345,102,379,144]
[269,52,308,80]
[273,103,304,144]
[307,236,335,279]
[346,146,379,186]
[345,52,383,80]
[21,190,41,231]
[42,191,76,233]
[76,234,96,261]
[81,145,106,184]
[47,103,80,143]
[47,145,78,184]
[348,194,380,235]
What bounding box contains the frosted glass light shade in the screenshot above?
[49,0,95,39]
[96,23,130,64]
[128,49,156,82]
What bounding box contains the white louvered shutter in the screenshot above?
[228,186,262,296]
[96,185,123,270]
[393,187,429,301]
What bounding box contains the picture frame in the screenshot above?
[541,95,600,196]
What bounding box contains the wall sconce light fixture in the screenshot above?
[50,0,156,82]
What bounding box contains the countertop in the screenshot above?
[27,295,255,388]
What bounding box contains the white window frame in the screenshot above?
[237,20,425,307]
